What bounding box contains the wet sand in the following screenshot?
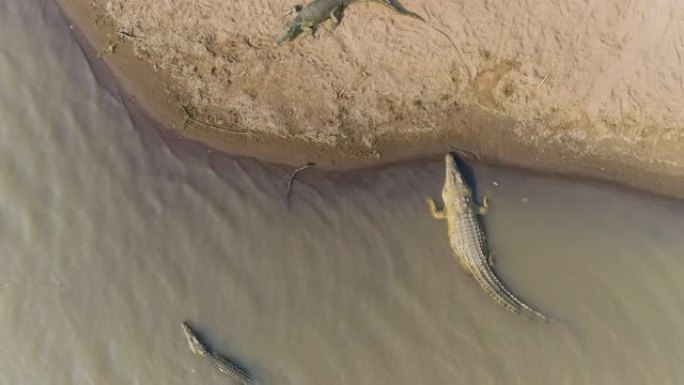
[56,0,684,198]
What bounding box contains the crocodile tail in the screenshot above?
[468,259,551,323]
[374,0,426,21]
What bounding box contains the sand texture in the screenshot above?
[58,0,684,197]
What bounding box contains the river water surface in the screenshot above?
[2,1,684,384]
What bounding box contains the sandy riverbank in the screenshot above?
[57,0,684,198]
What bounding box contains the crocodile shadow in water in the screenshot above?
[449,151,483,200]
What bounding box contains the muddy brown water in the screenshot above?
[2,1,684,384]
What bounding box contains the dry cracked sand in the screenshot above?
[58,0,684,197]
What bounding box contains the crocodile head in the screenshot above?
[274,23,301,47]
[442,153,473,211]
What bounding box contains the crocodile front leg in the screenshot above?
[301,21,316,37]
[426,198,447,220]
[476,195,489,215]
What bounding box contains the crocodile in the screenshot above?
[274,0,424,46]
[181,321,253,384]
[427,153,550,322]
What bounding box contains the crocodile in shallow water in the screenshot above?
[181,321,253,384]
[427,153,550,322]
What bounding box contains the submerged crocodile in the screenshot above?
[181,321,253,384]
[274,0,424,46]
[427,153,550,322]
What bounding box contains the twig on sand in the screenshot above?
[536,74,549,89]
[179,105,250,136]
[117,30,142,40]
[286,162,317,208]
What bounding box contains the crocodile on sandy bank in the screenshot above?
[427,153,550,322]
[274,0,424,46]
[181,321,253,384]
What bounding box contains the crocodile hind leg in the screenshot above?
[330,6,344,30]
[476,196,489,215]
[426,198,447,220]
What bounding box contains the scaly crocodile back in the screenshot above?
[294,0,350,24]
[448,211,550,322]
